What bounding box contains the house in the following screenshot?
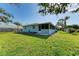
[22,22,57,35]
[0,22,23,32]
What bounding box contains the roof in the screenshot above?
[24,22,55,27]
[0,22,23,29]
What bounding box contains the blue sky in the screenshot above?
[0,3,79,25]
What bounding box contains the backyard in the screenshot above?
[0,31,79,56]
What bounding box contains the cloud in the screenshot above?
[68,7,78,12]
[67,4,79,12]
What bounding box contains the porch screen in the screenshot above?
[41,24,49,29]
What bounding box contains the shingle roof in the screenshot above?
[24,22,55,26]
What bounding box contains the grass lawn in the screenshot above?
[0,31,79,56]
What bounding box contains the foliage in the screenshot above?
[64,16,70,20]
[67,25,79,29]
[13,22,22,26]
[63,16,70,31]
[56,16,70,31]
[67,25,79,33]
[9,3,23,7]
[0,8,13,23]
[56,19,64,27]
[72,7,79,12]
[0,8,13,18]
[0,16,10,23]
[68,28,76,33]
[56,19,64,30]
[76,29,79,32]
[38,3,71,32]
[38,3,79,15]
[38,3,70,15]
[72,25,79,29]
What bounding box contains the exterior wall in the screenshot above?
[22,25,39,33]
[49,29,56,35]
[37,29,56,35]
[37,29,49,35]
[22,24,56,35]
[22,27,56,35]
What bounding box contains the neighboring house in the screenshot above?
[22,22,57,35]
[0,22,23,32]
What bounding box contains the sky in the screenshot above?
[0,3,79,25]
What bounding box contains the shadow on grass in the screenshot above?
[16,32,49,39]
[15,32,57,39]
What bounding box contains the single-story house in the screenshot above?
[22,22,57,35]
[0,22,23,32]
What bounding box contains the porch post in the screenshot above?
[39,24,41,31]
[49,24,50,29]
[40,25,41,29]
[48,24,50,34]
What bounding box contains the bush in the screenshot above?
[67,25,79,29]
[76,29,79,33]
[68,28,76,33]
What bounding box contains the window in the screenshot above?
[23,26,27,29]
[41,24,49,29]
[39,24,55,30]
[32,26,35,29]
[50,25,55,29]
[41,24,44,29]
[44,24,49,29]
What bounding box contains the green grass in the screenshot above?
[0,31,79,56]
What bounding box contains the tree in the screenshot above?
[13,22,22,26]
[38,3,70,15]
[56,16,70,31]
[9,3,23,7]
[0,8,13,23]
[67,25,79,29]
[72,7,79,13]
[13,22,22,31]
[56,19,64,30]
[0,16,9,22]
[63,16,70,31]
[38,3,73,32]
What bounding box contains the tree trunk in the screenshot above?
[64,19,66,32]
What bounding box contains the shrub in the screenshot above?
[76,29,79,33]
[68,28,76,33]
[67,25,79,29]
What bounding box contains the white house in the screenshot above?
[0,22,23,32]
[22,22,57,35]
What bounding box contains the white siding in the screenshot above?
[37,29,56,35]
[37,29,49,35]
[22,24,56,35]
[22,25,39,33]
[49,29,56,35]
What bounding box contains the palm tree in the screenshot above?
[56,19,64,30]
[0,16,9,22]
[13,22,22,26]
[56,16,70,31]
[0,8,13,23]
[63,16,70,31]
[13,22,22,32]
